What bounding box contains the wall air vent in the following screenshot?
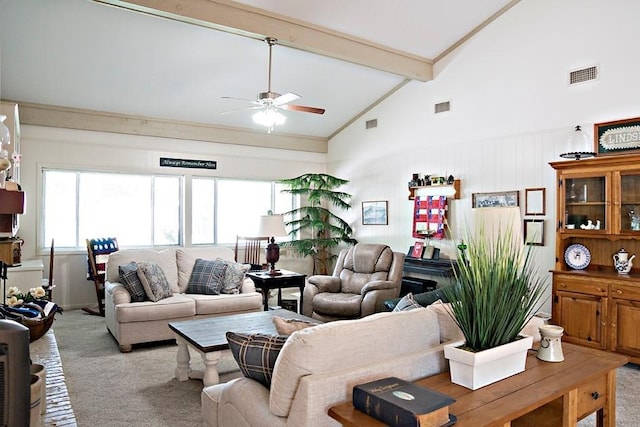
[569,65,599,85]
[434,101,450,114]
[365,119,377,129]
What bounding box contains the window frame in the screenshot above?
[39,166,295,253]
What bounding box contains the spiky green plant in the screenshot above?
[442,224,548,352]
[278,173,357,274]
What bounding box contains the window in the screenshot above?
[191,178,296,245]
[42,169,182,249]
[42,170,295,250]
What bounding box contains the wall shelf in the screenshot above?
[408,179,461,200]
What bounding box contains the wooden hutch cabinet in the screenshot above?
[550,154,640,363]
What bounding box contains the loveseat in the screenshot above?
[105,246,263,352]
[201,305,462,427]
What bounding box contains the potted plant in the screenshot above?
[441,216,548,390]
[278,173,357,275]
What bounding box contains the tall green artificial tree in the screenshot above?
[278,173,357,275]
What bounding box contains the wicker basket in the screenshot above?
[5,303,56,342]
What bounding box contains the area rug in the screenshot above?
[52,309,241,426]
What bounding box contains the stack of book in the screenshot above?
[353,377,456,427]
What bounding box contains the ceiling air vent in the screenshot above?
[434,101,450,114]
[365,119,377,129]
[569,65,599,85]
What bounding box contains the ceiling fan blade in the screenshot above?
[220,105,262,115]
[273,92,300,105]
[281,104,326,115]
[221,96,262,106]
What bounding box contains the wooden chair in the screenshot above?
[234,235,269,270]
[83,237,119,317]
[42,238,55,301]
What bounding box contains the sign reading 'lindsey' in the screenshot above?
[595,117,640,155]
[160,157,217,170]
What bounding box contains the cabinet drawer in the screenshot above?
[577,375,607,418]
[611,282,640,301]
[555,276,607,296]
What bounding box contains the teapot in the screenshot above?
[613,248,636,274]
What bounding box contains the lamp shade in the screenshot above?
[258,214,287,238]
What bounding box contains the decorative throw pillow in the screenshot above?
[427,299,464,342]
[186,258,227,295]
[219,259,250,294]
[226,332,288,388]
[393,292,423,312]
[118,262,147,302]
[137,261,173,302]
[272,316,317,336]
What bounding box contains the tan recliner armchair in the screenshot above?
[302,243,405,321]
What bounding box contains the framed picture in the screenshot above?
[524,219,544,246]
[422,246,440,260]
[410,241,424,258]
[525,188,545,216]
[422,246,435,259]
[472,190,519,208]
[594,117,640,156]
[362,200,388,225]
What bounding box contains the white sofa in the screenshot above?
[105,246,263,352]
[201,305,461,427]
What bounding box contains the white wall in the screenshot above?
[18,125,326,309]
[327,0,640,314]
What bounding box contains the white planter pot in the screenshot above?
[444,335,533,390]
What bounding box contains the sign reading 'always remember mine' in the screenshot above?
[160,157,217,170]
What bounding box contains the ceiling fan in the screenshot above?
[221,37,325,132]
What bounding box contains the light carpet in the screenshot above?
[52,309,241,426]
[52,309,640,426]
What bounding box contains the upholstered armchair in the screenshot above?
[302,243,405,321]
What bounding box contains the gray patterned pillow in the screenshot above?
[187,258,227,295]
[219,258,250,294]
[226,332,288,388]
[137,261,173,302]
[118,261,147,302]
[393,292,422,312]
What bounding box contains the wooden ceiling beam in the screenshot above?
[15,101,328,153]
[92,0,434,81]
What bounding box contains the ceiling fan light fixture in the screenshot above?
[252,107,286,133]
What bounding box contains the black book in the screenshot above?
[353,377,456,427]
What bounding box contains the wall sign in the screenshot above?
[160,157,217,169]
[594,117,640,155]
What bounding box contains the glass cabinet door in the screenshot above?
[620,172,640,233]
[563,175,607,231]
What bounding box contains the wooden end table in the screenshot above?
[246,269,306,311]
[329,342,627,427]
[168,309,317,388]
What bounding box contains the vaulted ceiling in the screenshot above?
[0,0,519,144]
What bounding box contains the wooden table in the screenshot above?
[168,308,315,387]
[329,343,628,427]
[246,269,306,311]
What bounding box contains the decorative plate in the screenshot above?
[564,244,591,270]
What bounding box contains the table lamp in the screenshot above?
[258,214,287,274]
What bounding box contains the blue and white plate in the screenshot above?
[564,244,591,270]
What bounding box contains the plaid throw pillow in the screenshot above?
[118,262,147,302]
[187,258,227,295]
[226,332,288,388]
[219,259,250,294]
[137,261,173,302]
[393,292,423,312]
